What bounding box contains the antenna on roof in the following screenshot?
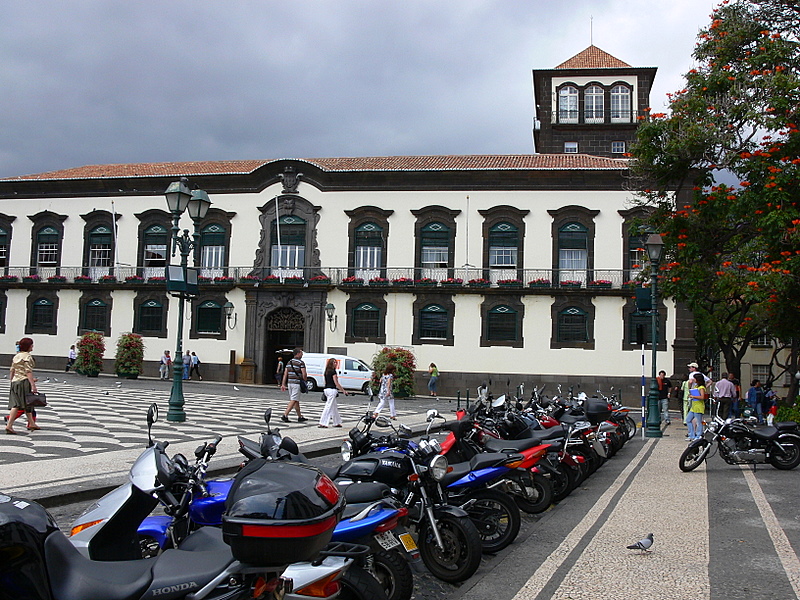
[590,15,593,46]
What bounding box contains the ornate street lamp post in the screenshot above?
[645,233,664,438]
[164,178,211,422]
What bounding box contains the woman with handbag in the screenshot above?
[6,337,39,434]
[318,357,349,428]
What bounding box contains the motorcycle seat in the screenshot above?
[524,428,565,443]
[469,452,514,471]
[557,413,584,425]
[320,465,341,480]
[343,482,392,504]
[484,437,541,453]
[776,421,799,431]
[178,526,228,552]
[751,426,779,440]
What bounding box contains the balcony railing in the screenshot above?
[0,266,643,290]
[554,108,640,125]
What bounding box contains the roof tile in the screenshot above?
[555,45,631,69]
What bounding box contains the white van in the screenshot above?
[300,353,374,394]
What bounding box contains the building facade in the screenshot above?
[0,47,693,397]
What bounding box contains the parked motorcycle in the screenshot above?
[679,415,800,472]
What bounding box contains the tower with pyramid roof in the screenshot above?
[532,45,657,157]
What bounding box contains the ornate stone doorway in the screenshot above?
[266,307,305,382]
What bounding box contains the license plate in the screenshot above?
[398,532,418,552]
[375,531,401,551]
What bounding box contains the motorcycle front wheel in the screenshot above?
[418,514,482,583]
[769,439,800,470]
[338,564,390,600]
[551,464,579,503]
[624,416,638,441]
[513,472,554,514]
[679,440,710,472]
[463,489,521,554]
[369,549,413,600]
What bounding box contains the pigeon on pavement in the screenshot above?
[627,533,654,553]
[42,378,50,384]
[233,386,240,391]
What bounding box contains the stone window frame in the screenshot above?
[345,206,393,279]
[621,296,667,351]
[0,213,16,274]
[344,291,387,345]
[610,82,634,123]
[195,208,236,276]
[479,206,529,281]
[411,206,461,280]
[134,209,172,278]
[548,205,599,283]
[81,210,120,278]
[618,207,651,283]
[412,292,455,346]
[550,295,595,350]
[26,290,59,336]
[78,291,113,337]
[556,83,579,124]
[189,292,229,340]
[28,211,67,275]
[134,291,169,338]
[480,295,525,348]
[253,194,322,278]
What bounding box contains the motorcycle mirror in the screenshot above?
[146,402,158,446]
[426,409,440,421]
[264,408,272,425]
[279,436,300,455]
[398,424,413,437]
[375,416,392,427]
[194,443,206,459]
[516,402,524,411]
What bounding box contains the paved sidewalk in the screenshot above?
[0,370,452,504]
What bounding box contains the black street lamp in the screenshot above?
[644,232,664,438]
[164,178,211,422]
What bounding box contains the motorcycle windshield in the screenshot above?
[129,447,160,492]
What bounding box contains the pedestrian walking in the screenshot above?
[319,357,349,428]
[6,337,40,434]
[280,348,308,423]
[714,372,736,420]
[746,379,765,424]
[374,363,397,419]
[65,345,77,372]
[428,363,439,397]
[686,372,707,441]
[275,357,285,386]
[657,370,672,424]
[182,351,191,380]
[189,352,202,380]
[159,350,171,380]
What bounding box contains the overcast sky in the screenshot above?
[0,0,719,179]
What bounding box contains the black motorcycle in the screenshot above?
[679,415,800,472]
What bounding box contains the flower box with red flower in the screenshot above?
[74,275,93,283]
[23,275,41,283]
[308,275,331,285]
[198,276,212,284]
[391,277,414,286]
[125,275,144,283]
[99,275,118,283]
[47,275,67,283]
[414,278,437,287]
[369,277,390,287]
[213,276,235,283]
[147,276,166,284]
[559,280,582,288]
[528,279,551,288]
[440,278,463,288]
[467,278,491,288]
[588,280,612,288]
[341,276,364,287]
[284,276,305,285]
[240,275,264,283]
[0,275,19,283]
[497,278,523,288]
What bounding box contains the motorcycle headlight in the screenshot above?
[429,455,448,481]
[340,440,353,462]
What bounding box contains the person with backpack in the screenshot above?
[280,348,308,423]
[746,379,765,425]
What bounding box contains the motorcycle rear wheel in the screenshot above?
[463,489,521,554]
[513,473,554,514]
[679,440,710,472]
[551,464,579,503]
[418,514,482,583]
[624,416,638,441]
[338,564,390,600]
[769,439,800,470]
[369,550,413,600]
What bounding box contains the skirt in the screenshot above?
[8,379,31,411]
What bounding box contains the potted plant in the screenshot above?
[440,277,463,287]
[588,279,613,288]
[0,274,19,283]
[75,331,105,377]
[341,276,364,286]
[560,280,582,288]
[213,276,234,283]
[74,274,92,283]
[528,278,551,288]
[100,274,118,283]
[125,275,144,283]
[284,276,305,285]
[497,278,523,288]
[369,277,390,286]
[467,278,491,288]
[47,275,67,283]
[370,346,417,398]
[23,274,41,283]
[114,332,144,379]
[309,274,331,285]
[198,276,212,284]
[391,277,413,286]
[414,277,437,287]
[147,276,166,284]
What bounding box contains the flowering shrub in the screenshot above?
[468,278,490,286]
[114,332,144,376]
[125,275,144,283]
[370,347,417,398]
[440,278,463,285]
[342,276,364,284]
[75,331,105,376]
[529,278,551,285]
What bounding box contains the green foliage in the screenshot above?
[75,332,105,375]
[630,0,800,374]
[371,347,417,398]
[114,333,145,375]
[776,403,800,422]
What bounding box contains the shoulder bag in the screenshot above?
[25,393,47,408]
[291,362,308,393]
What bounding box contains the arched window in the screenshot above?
[36,226,59,269]
[197,301,222,334]
[585,85,604,123]
[352,303,380,338]
[487,305,518,342]
[88,226,113,279]
[558,85,579,123]
[82,299,108,333]
[611,85,631,122]
[419,304,448,340]
[558,222,588,283]
[420,222,450,280]
[143,224,168,279]
[200,223,226,277]
[270,215,306,278]
[558,307,588,343]
[354,222,383,280]
[30,298,55,330]
[137,299,164,334]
